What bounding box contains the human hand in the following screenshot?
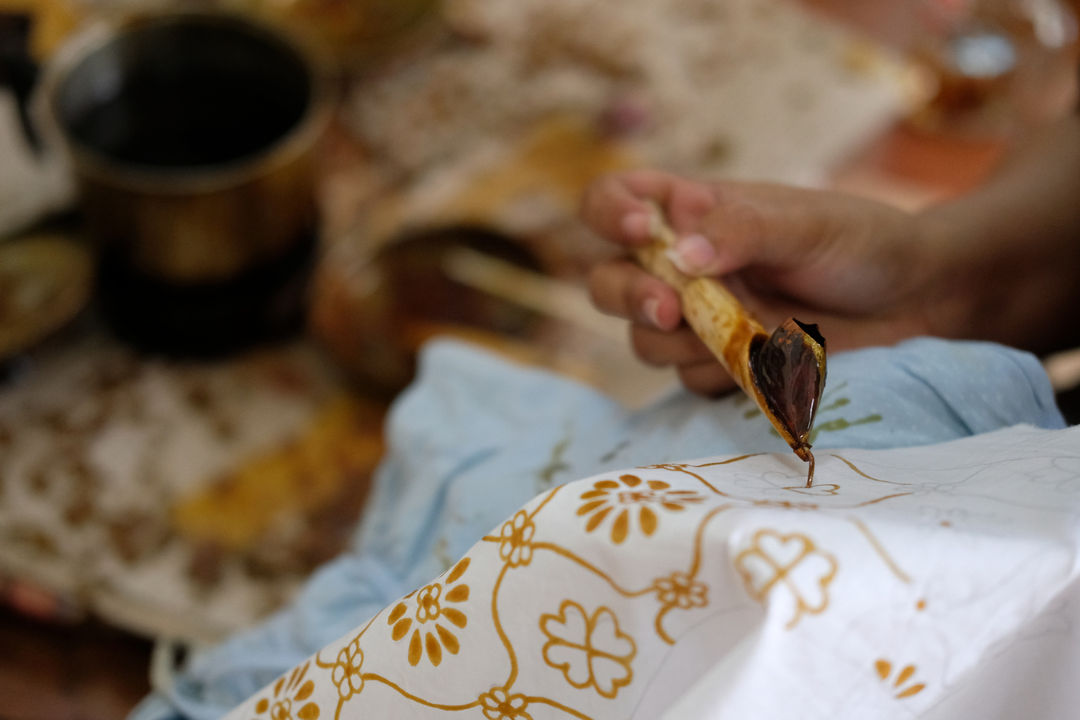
[582,170,962,395]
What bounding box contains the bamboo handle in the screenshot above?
[633,209,767,400]
[635,204,826,487]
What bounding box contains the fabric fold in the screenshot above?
[129,338,1067,720]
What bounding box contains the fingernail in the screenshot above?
[621,212,651,241]
[642,297,662,328]
[669,234,716,274]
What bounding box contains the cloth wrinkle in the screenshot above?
[128,338,1067,720]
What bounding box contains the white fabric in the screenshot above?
[222,424,1080,719]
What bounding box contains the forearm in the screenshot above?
[920,114,1080,353]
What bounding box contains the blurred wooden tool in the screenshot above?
[635,203,827,487]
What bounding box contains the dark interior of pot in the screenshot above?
[53,15,312,170]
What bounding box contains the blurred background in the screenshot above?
[1,0,1078,715]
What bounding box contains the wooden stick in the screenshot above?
[636,204,825,486]
[635,213,766,400]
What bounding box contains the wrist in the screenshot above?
[917,197,1080,354]
[908,206,990,342]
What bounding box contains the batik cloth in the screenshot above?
[130,338,1069,719]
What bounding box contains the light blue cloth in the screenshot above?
[130,338,1065,719]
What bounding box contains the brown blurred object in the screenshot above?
[312,228,546,396]
[311,115,636,395]
[804,0,1079,138]
[336,115,633,270]
[0,338,385,642]
[0,234,93,362]
[40,11,332,355]
[0,0,83,59]
[172,397,384,576]
[312,1,916,402]
[246,0,440,69]
[830,120,1008,208]
[0,607,150,720]
[912,0,1079,137]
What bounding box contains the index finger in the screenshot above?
[580,170,715,247]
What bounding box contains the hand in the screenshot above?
[581,170,962,395]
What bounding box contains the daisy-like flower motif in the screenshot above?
[253,661,319,719]
[577,474,705,544]
[654,571,708,609]
[875,659,927,699]
[386,557,471,667]
[499,510,535,567]
[330,638,364,700]
[478,688,533,720]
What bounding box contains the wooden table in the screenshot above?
[0,606,151,719]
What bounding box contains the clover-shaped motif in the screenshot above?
[540,599,636,698]
[734,529,837,629]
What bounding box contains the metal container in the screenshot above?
[40,11,332,354]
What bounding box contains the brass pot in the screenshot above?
[43,11,332,282]
[39,11,332,353]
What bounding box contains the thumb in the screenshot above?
[668,183,845,277]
